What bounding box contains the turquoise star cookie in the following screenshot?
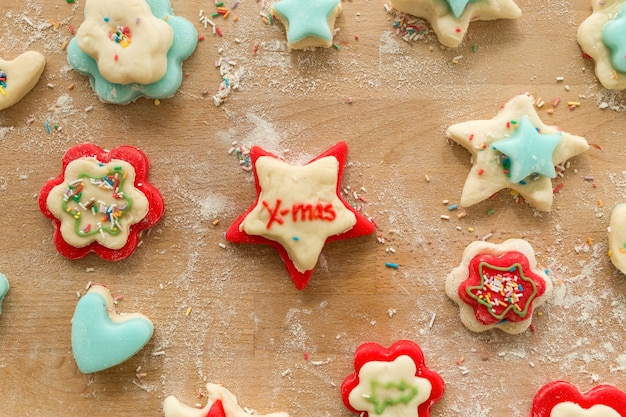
[444,0,474,18]
[272,0,342,49]
[0,273,8,315]
[67,0,197,104]
[602,2,626,74]
[492,115,562,184]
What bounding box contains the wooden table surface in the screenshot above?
[1,0,626,416]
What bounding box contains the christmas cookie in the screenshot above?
[0,272,8,316]
[0,51,46,110]
[67,0,197,104]
[446,94,589,211]
[445,238,552,334]
[39,144,164,261]
[225,142,375,290]
[72,284,153,373]
[609,204,626,275]
[531,380,626,417]
[163,383,291,417]
[271,0,342,49]
[578,0,626,90]
[389,0,521,48]
[341,340,445,417]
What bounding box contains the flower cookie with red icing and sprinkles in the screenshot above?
[39,144,164,261]
[270,0,343,49]
[388,0,521,48]
[578,0,626,90]
[341,340,445,417]
[445,238,552,334]
[609,204,626,275]
[531,380,626,417]
[67,0,197,104]
[446,93,589,212]
[225,141,376,290]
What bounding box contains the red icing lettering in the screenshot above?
[263,200,337,228]
[263,199,285,229]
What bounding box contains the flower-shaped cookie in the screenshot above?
[67,0,197,104]
[609,204,626,275]
[225,142,376,290]
[531,380,626,417]
[446,94,589,211]
[163,383,290,417]
[39,144,164,261]
[446,239,552,334]
[578,0,626,90]
[271,0,343,49]
[389,0,521,48]
[0,51,46,111]
[341,340,445,417]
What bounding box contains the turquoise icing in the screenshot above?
[492,115,562,184]
[67,0,197,104]
[272,0,340,44]
[0,273,8,315]
[602,2,626,74]
[71,291,153,373]
[443,0,474,18]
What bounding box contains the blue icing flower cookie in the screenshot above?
[67,0,197,104]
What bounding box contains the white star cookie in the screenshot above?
[389,0,521,47]
[446,94,589,211]
[578,0,626,90]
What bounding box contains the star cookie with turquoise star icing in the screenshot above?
[446,94,589,211]
[578,0,626,90]
[389,0,521,47]
[225,142,375,290]
[271,0,342,49]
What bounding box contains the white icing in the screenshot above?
[550,402,620,417]
[609,204,626,275]
[163,383,290,417]
[76,0,173,84]
[240,155,357,272]
[348,355,432,417]
[0,51,46,110]
[46,158,149,250]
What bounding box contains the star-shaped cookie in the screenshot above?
[271,0,342,49]
[578,0,626,90]
[446,94,589,211]
[225,142,375,290]
[389,0,521,47]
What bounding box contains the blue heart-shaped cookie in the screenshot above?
[71,285,153,373]
[0,273,9,315]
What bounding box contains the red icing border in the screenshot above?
[38,143,165,261]
[458,250,548,325]
[531,380,626,417]
[225,141,375,290]
[340,340,445,417]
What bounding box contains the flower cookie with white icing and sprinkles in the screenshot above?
[578,0,626,90]
[446,238,552,334]
[67,0,197,104]
[225,141,376,290]
[0,51,46,110]
[163,382,291,417]
[270,0,343,49]
[341,340,445,417]
[531,380,626,417]
[609,204,626,275]
[39,144,164,261]
[388,0,521,48]
[446,93,589,212]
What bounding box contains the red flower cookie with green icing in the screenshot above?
[39,144,164,261]
[531,380,626,417]
[341,340,445,417]
[225,141,375,290]
[445,238,552,334]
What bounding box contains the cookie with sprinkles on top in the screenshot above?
[0,51,46,111]
[388,0,521,48]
